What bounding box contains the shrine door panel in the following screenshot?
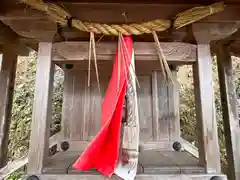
[61,70,154,141]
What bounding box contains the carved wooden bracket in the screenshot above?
[192,22,239,43]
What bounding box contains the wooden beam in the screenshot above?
[216,44,240,180]
[0,44,30,56]
[193,44,221,173]
[0,40,18,168]
[180,138,199,159]
[2,2,240,23]
[1,2,239,42]
[0,156,28,179]
[27,42,54,174]
[2,15,238,42]
[52,42,197,64]
[56,140,177,152]
[192,23,238,44]
[0,21,34,55]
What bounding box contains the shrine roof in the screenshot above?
[0,0,240,57]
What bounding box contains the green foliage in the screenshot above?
[8,53,37,160]
[51,66,64,136]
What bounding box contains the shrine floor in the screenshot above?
[29,150,228,180]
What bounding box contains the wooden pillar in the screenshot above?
[168,68,181,141]
[0,41,18,168]
[193,44,221,173]
[216,44,240,180]
[27,42,54,174]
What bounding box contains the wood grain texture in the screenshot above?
[27,42,54,174]
[193,44,221,173]
[56,140,177,152]
[61,70,110,141]
[62,70,155,142]
[58,61,173,77]
[52,42,197,63]
[87,74,109,140]
[216,45,240,180]
[54,137,199,153]
[151,71,180,142]
[167,70,181,141]
[62,69,181,143]
[0,40,18,168]
[152,71,169,141]
[137,76,153,141]
[61,71,87,140]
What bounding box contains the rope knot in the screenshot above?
[66,16,74,28]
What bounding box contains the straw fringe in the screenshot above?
[21,0,224,36]
[152,31,174,85]
[174,2,225,29]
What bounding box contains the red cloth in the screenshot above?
[72,36,133,177]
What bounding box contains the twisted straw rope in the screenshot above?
[21,0,224,36]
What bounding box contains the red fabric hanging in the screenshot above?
[72,36,133,177]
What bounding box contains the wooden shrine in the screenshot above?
[0,0,240,180]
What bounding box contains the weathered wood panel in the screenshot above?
[137,76,153,141]
[62,70,155,141]
[193,44,221,173]
[62,71,109,141]
[61,67,181,144]
[62,71,87,141]
[87,74,110,140]
[0,41,18,168]
[52,42,197,63]
[151,70,180,142]
[59,60,171,76]
[168,70,181,141]
[152,71,169,141]
[61,71,74,139]
[216,45,240,180]
[27,42,54,174]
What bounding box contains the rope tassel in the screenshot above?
[119,34,140,88]
[152,31,174,85]
[88,32,101,92]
